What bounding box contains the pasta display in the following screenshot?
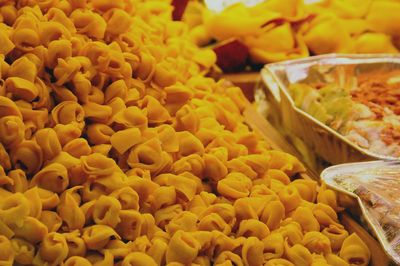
[0,0,371,265]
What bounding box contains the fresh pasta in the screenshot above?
[0,1,371,266]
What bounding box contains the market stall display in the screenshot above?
[182,0,400,72]
[0,1,375,265]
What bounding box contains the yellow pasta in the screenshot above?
[237,219,270,239]
[64,256,93,266]
[166,230,201,264]
[11,237,35,265]
[34,128,62,161]
[30,163,69,193]
[322,225,349,252]
[262,232,285,260]
[57,187,86,231]
[110,127,141,154]
[0,115,25,148]
[291,206,320,232]
[339,233,370,266]
[33,232,67,265]
[302,231,332,255]
[284,241,313,266]
[0,1,372,265]
[217,172,252,199]
[82,224,120,250]
[92,195,121,228]
[0,235,14,265]
[277,221,303,246]
[39,210,62,232]
[64,231,87,258]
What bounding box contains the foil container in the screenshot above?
[259,54,400,166]
[321,161,400,265]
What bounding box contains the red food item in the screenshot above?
[172,0,189,21]
[213,39,250,73]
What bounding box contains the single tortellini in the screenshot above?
[0,115,25,148]
[11,238,35,265]
[30,163,69,193]
[81,152,118,177]
[165,211,198,235]
[51,101,85,130]
[63,230,87,258]
[176,131,205,158]
[92,195,122,228]
[64,256,93,266]
[172,154,205,178]
[264,259,295,266]
[262,232,285,260]
[82,224,120,250]
[146,185,176,211]
[154,173,198,202]
[0,235,14,265]
[214,251,244,266]
[277,221,303,246]
[139,95,171,124]
[217,172,253,199]
[127,137,172,175]
[325,253,349,266]
[322,225,349,252]
[5,77,39,102]
[36,232,68,266]
[113,106,148,131]
[23,186,42,218]
[110,127,142,154]
[267,150,306,177]
[291,206,320,232]
[242,236,265,266]
[34,128,62,161]
[260,199,285,230]
[289,179,317,203]
[339,233,370,266]
[121,252,157,266]
[302,231,332,255]
[57,187,85,231]
[10,140,43,175]
[0,192,30,227]
[166,230,201,264]
[115,209,143,241]
[109,186,139,210]
[86,123,115,145]
[237,219,270,239]
[39,211,62,233]
[0,96,22,118]
[278,185,302,213]
[70,9,106,39]
[284,240,313,266]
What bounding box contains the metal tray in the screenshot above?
[260,54,400,165]
[321,161,400,265]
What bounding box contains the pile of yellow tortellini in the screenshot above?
[0,0,371,265]
[184,0,400,64]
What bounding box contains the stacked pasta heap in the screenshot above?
[0,1,370,265]
[184,0,400,66]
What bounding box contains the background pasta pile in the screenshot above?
[0,0,370,265]
[183,0,400,69]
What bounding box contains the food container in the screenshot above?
[321,160,400,265]
[259,54,400,166]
